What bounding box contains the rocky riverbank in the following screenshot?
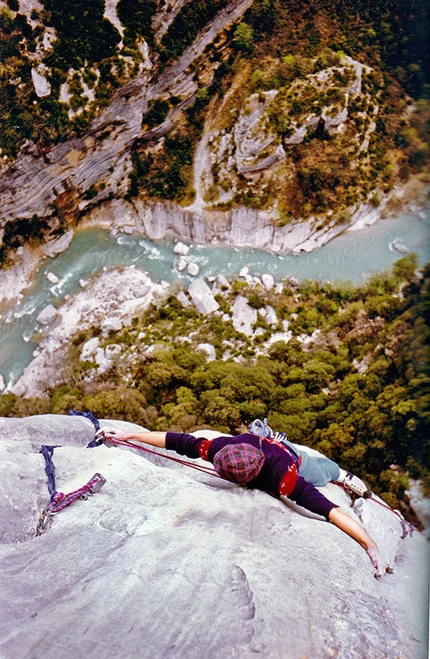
[6,266,170,397]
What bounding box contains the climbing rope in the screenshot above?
[69,409,220,478]
[97,434,219,478]
[333,481,414,539]
[36,444,106,536]
[367,496,415,539]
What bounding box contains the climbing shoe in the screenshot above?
[338,470,372,498]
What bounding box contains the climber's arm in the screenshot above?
[328,507,386,577]
[97,427,167,448]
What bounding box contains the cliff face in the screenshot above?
[82,195,383,253]
[0,414,428,659]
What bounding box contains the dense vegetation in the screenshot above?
[159,0,229,61]
[0,0,428,165]
[1,256,428,518]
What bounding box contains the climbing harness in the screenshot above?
[36,443,106,537]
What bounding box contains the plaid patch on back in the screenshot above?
[213,443,265,484]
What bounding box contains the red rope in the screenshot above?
[107,437,221,478]
[367,496,415,538]
[48,474,105,513]
[333,482,415,538]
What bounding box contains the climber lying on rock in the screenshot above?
[96,422,387,578]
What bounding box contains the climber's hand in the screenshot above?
[366,545,386,578]
[96,427,129,442]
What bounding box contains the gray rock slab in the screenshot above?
[0,415,428,659]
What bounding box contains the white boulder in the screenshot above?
[216,275,231,289]
[133,284,150,299]
[232,295,257,336]
[262,273,275,290]
[80,337,100,361]
[176,291,190,307]
[36,304,58,326]
[31,66,51,98]
[46,272,60,285]
[187,262,200,277]
[176,256,188,272]
[100,318,123,336]
[188,279,219,316]
[105,344,122,359]
[197,343,217,361]
[265,305,278,326]
[173,242,190,256]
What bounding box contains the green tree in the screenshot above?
[234,22,254,51]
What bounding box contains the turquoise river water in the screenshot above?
[0,208,429,388]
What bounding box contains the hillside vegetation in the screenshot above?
[1,255,429,518]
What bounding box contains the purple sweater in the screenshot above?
[166,432,338,520]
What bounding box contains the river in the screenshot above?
[0,208,429,388]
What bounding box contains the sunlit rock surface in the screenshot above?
[0,414,428,659]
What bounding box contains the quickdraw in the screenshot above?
[36,444,106,537]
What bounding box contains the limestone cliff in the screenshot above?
[0,414,428,659]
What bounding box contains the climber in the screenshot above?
[95,425,387,578]
[247,418,373,497]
